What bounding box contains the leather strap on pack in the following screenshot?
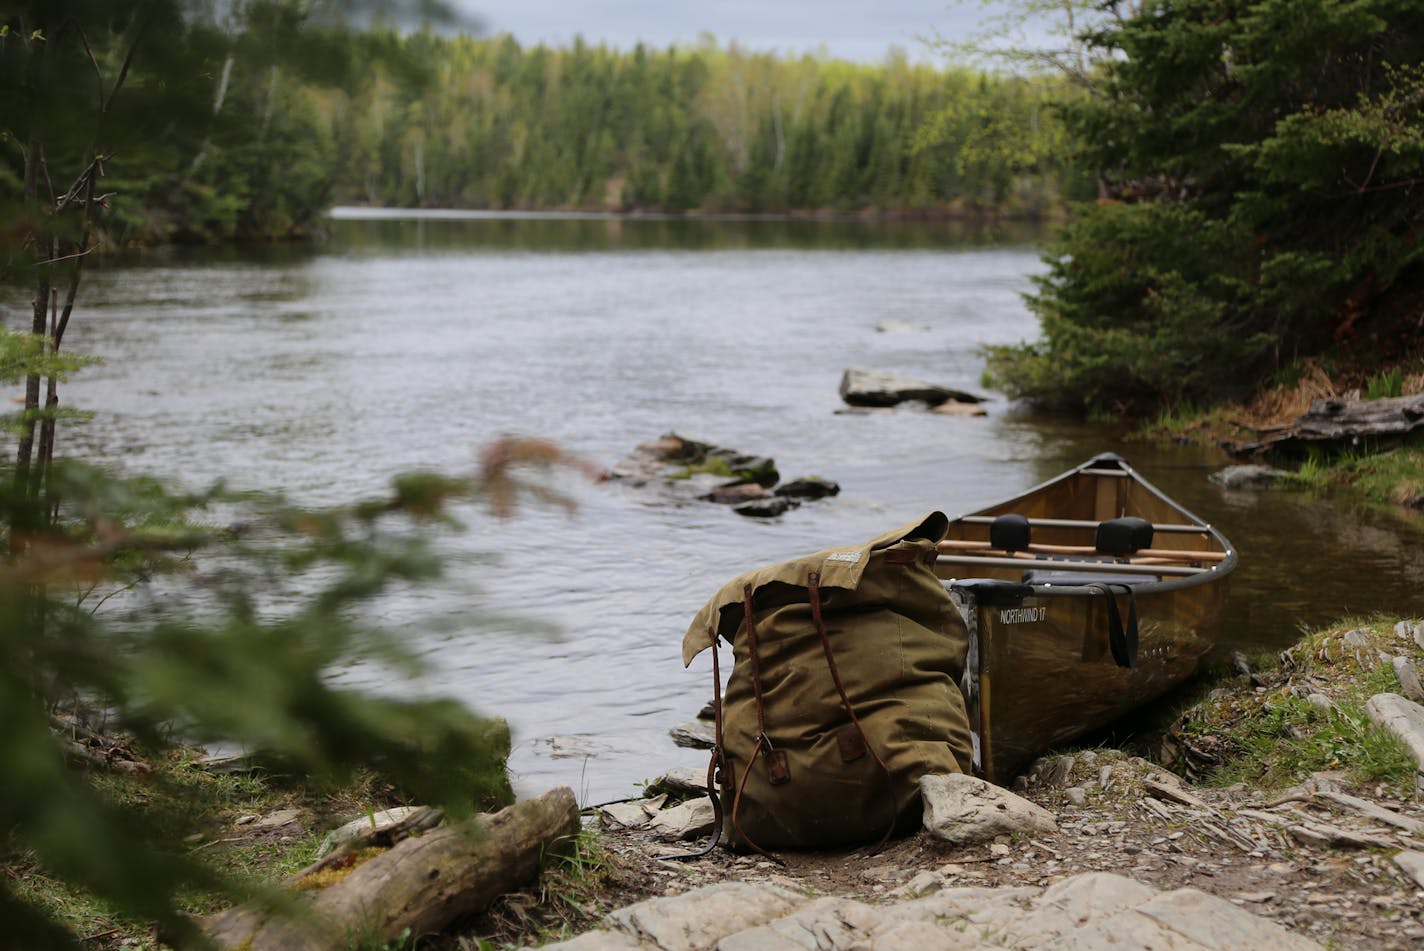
[728,583,783,862]
[808,571,898,852]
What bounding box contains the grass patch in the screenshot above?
[1163,618,1421,794]
[1275,446,1424,506]
[1130,401,1232,444]
[1366,366,1405,400]
[5,743,407,946]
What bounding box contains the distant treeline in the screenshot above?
[5,19,1081,248]
[315,33,1084,217]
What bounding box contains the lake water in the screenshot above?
[16,210,1424,802]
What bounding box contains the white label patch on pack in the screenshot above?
[825,550,863,564]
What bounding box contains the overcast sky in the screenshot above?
[457,2,1015,64]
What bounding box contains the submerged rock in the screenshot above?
[875,318,930,332]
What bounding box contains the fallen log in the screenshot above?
[1233,393,1424,456]
[203,786,580,951]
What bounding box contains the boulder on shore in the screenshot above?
[839,367,986,409]
[920,772,1058,845]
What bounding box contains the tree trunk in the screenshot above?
[203,787,581,951]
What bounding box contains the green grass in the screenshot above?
[1167,618,1420,794]
[6,747,400,945]
[1276,446,1424,506]
[1366,366,1405,400]
[1129,401,1230,443]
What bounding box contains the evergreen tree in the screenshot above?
[986,0,1424,413]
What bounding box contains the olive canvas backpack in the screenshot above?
[681,512,973,852]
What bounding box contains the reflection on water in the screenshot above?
[326,207,1046,254]
[10,210,1422,802]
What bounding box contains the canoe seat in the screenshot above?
[989,513,1031,552]
[1022,569,1159,586]
[1095,517,1154,555]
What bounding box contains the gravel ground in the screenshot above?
[454,750,1423,949]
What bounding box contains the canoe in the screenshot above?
[932,453,1237,784]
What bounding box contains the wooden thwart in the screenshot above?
[936,554,1209,577]
[938,539,1226,564]
[957,515,1213,535]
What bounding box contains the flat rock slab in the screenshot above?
[546,882,805,951]
[1395,850,1424,889]
[543,872,1322,950]
[669,719,716,750]
[839,368,986,408]
[1394,656,1424,702]
[1398,619,1424,652]
[646,798,716,841]
[1365,693,1424,768]
[920,772,1058,845]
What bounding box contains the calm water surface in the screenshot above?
[18,211,1424,801]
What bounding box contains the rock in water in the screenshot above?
[669,719,716,750]
[838,368,985,408]
[733,497,799,518]
[772,476,840,500]
[931,400,988,416]
[1210,464,1288,490]
[701,483,767,504]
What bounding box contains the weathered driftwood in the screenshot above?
[1235,393,1424,455]
[1312,790,1424,836]
[1235,808,1397,850]
[1143,776,1210,811]
[204,787,579,951]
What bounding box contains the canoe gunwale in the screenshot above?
[941,453,1238,600]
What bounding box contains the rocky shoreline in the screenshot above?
[460,618,1424,949]
[560,750,1423,950]
[51,620,1423,950]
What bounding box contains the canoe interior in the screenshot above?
[933,455,1236,785]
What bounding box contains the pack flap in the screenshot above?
[681,511,948,666]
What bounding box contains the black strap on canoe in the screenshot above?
[1089,582,1139,669]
